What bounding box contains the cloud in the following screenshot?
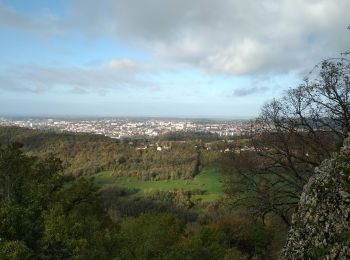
[233,86,269,97]
[1,0,349,76]
[68,0,350,75]
[0,4,64,37]
[107,59,138,71]
[0,59,150,93]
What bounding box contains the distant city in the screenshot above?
[0,117,259,139]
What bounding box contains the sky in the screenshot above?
[0,0,349,118]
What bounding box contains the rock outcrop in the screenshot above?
[281,137,350,259]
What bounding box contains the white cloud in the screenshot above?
[0,59,149,93]
[107,59,138,71]
[0,0,349,76]
[203,38,271,75]
[64,0,350,75]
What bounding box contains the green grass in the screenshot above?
[91,168,227,202]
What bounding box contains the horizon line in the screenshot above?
[0,114,255,120]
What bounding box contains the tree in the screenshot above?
[118,213,183,259]
[0,143,119,259]
[226,54,350,226]
[41,179,118,259]
[0,143,64,252]
[165,227,229,260]
[0,241,32,260]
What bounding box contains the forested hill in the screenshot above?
[0,126,114,149]
[0,126,200,179]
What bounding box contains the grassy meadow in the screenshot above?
[91,167,227,202]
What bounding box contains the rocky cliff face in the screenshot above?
[281,137,350,259]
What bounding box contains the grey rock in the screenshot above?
[281,137,350,260]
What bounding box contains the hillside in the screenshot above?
[0,126,200,179]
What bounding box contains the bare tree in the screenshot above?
[226,56,350,227]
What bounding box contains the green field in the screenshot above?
[91,168,227,202]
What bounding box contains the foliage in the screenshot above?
[41,179,119,259]
[0,241,32,260]
[0,138,276,259]
[0,143,118,259]
[166,227,229,260]
[0,127,200,180]
[159,131,221,142]
[209,217,272,259]
[118,213,183,259]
